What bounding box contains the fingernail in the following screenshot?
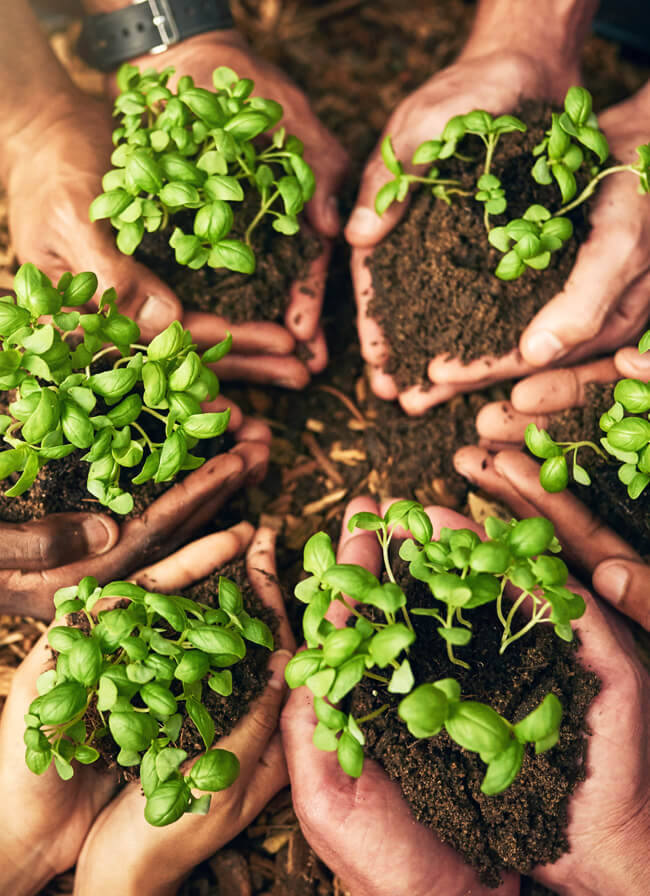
[324,195,340,232]
[593,562,630,604]
[346,206,379,238]
[523,330,565,365]
[137,294,177,328]
[268,649,293,690]
[82,517,114,555]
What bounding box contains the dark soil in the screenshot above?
[349,556,600,887]
[83,558,277,781]
[135,194,322,322]
[367,102,592,389]
[546,383,650,557]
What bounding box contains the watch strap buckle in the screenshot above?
[140,0,180,54]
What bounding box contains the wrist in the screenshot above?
[460,0,597,78]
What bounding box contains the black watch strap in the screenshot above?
[78,0,234,72]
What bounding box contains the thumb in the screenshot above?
[0,514,119,571]
[71,222,183,342]
[592,558,650,631]
[345,138,412,249]
[614,343,650,380]
[299,120,349,239]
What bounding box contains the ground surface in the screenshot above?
[1,2,649,894]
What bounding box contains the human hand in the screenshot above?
[281,496,520,896]
[106,29,349,381]
[0,399,271,620]
[0,519,278,896]
[72,525,295,896]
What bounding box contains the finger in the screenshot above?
[66,221,182,343]
[398,382,460,415]
[285,245,330,343]
[237,732,288,819]
[519,182,650,366]
[428,348,531,385]
[133,522,255,591]
[368,365,399,401]
[482,450,640,575]
[246,527,295,652]
[509,357,618,414]
[229,438,271,485]
[294,121,348,239]
[475,401,549,444]
[232,415,272,446]
[453,445,544,520]
[0,514,119,571]
[338,497,382,569]
[592,558,650,630]
[615,344,650,379]
[212,648,291,776]
[182,311,295,356]
[211,353,310,389]
[303,326,329,374]
[351,248,390,366]
[345,141,412,249]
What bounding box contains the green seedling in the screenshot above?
[526,328,650,500]
[376,86,650,280]
[24,574,273,826]
[286,500,578,793]
[0,263,231,514]
[91,64,316,274]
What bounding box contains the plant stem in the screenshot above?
[363,671,390,685]
[356,704,389,725]
[555,164,639,216]
[245,189,279,245]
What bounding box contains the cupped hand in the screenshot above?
[73,525,295,896]
[110,29,349,380]
[0,400,271,620]
[346,48,578,415]
[0,519,267,896]
[281,496,520,896]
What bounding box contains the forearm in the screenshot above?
[0,1,80,181]
[461,0,598,67]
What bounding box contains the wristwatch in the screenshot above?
[78,0,234,72]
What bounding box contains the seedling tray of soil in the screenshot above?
[366,102,591,390]
[348,557,600,887]
[67,558,277,782]
[136,199,322,324]
[545,383,650,555]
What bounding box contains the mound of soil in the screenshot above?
[546,383,650,556]
[136,194,322,323]
[348,557,600,887]
[366,102,592,389]
[82,558,278,780]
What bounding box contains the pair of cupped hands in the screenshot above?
[3,483,649,896]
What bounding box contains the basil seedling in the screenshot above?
[376,87,650,281]
[0,263,232,514]
[286,501,576,793]
[527,328,650,500]
[91,64,316,275]
[25,574,273,825]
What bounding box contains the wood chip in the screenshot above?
[302,432,344,486]
[283,459,318,484]
[306,418,325,433]
[329,447,366,466]
[262,831,291,854]
[210,850,252,896]
[347,419,370,431]
[302,488,347,516]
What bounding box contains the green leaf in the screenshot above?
[145,780,191,827]
[202,333,232,365]
[140,682,178,719]
[284,649,323,689]
[109,709,157,752]
[524,423,561,460]
[289,155,316,201]
[445,702,511,756]
[552,163,577,203]
[337,730,364,778]
[304,532,336,578]
[375,180,398,216]
[208,240,255,274]
[564,86,592,126]
[126,149,163,193]
[321,564,379,599]
[175,650,211,684]
[481,739,524,795]
[539,455,569,493]
[347,511,384,533]
[388,658,415,694]
[89,190,132,222]
[514,693,562,743]
[328,655,365,704]
[159,182,201,208]
[155,747,188,782]
[507,517,555,558]
[313,721,339,751]
[437,626,472,646]
[88,367,138,400]
[38,682,87,726]
[67,639,103,687]
[194,201,233,243]
[412,140,442,164]
[186,696,215,750]
[322,628,363,668]
[207,670,233,696]
[188,748,240,791]
[241,617,274,650]
[495,249,525,281]
[368,623,414,667]
[224,110,270,141]
[398,683,448,738]
[186,627,246,659]
[182,411,230,439]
